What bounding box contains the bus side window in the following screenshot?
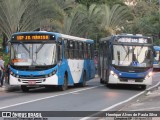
[79,42,83,59]
[69,41,74,59]
[84,43,87,59]
[72,41,75,59]
[64,39,69,59]
[91,44,94,59]
[88,44,91,59]
[74,41,78,59]
[58,39,62,61]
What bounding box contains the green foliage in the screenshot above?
[154,39,160,46]
[122,1,160,37]
[75,0,125,7]
[0,0,69,39]
[3,53,9,66]
[99,4,131,35]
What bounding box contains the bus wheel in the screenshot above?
[80,71,86,87]
[21,85,29,92]
[59,74,68,91]
[100,78,104,84]
[76,71,86,87]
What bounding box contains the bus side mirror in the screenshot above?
[5,40,10,54]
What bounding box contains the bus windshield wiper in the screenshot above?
[35,43,45,53]
[20,42,30,53]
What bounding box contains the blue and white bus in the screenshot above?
[8,31,95,92]
[153,46,160,71]
[98,34,153,89]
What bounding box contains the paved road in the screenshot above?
[0,72,159,120]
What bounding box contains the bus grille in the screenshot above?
[19,75,46,79]
[119,77,144,82]
[20,79,44,84]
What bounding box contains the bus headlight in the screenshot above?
[10,71,16,77]
[46,69,57,78]
[145,72,152,79]
[114,74,118,79]
[16,75,19,78]
[110,70,114,75]
[52,69,57,75]
[148,72,152,77]
[49,73,52,77]
[110,70,118,78]
[45,75,48,78]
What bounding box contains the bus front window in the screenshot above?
[10,43,57,66]
[112,45,152,67]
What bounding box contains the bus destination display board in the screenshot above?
[114,37,152,44]
[16,35,49,40]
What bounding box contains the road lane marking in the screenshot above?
[80,81,160,120]
[0,85,103,110]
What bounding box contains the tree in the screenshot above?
[75,0,125,8]
[0,0,72,39]
[122,0,160,42]
[99,4,132,35]
[48,4,102,38]
[0,0,75,50]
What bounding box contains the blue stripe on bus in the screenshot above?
[154,61,158,64]
[154,46,160,51]
[111,66,152,79]
[10,65,58,76]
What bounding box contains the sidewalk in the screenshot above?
[119,87,160,111]
[0,84,20,92]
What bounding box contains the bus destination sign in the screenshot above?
[16,35,49,41]
[117,37,149,44]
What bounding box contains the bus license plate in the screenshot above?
[28,81,36,85]
[128,79,135,83]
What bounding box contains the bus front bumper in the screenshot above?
[108,74,152,85]
[9,75,58,86]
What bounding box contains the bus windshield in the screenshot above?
[10,43,57,66]
[112,45,152,67]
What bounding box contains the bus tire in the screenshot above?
[76,71,86,87]
[81,71,86,87]
[59,74,68,91]
[21,85,29,92]
[100,78,105,84]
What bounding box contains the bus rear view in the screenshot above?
[99,34,153,89]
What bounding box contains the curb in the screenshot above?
[0,87,6,92]
[111,81,160,111]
